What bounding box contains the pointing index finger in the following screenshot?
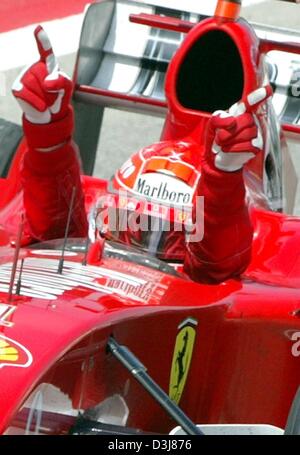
[229,85,273,117]
[34,25,58,74]
[244,85,273,112]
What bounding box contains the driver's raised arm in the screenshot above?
[184,87,271,283]
[12,26,87,242]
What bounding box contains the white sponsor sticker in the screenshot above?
[0,257,161,303]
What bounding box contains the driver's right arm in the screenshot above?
[12,26,87,243]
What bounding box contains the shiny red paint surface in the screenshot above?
[129,13,194,34]
[161,16,270,195]
[163,16,261,140]
[0,175,299,434]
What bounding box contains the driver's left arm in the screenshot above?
[184,88,270,283]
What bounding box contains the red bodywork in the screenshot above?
[0,180,299,435]
[0,2,300,435]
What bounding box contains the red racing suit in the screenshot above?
[1,107,253,284]
[1,26,264,284]
[21,109,88,242]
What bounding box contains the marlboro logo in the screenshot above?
[136,178,192,205]
[135,173,195,206]
[0,335,33,369]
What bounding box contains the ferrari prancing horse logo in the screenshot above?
[169,318,198,405]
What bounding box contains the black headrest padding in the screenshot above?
[176,30,244,113]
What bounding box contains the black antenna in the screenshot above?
[82,236,90,266]
[57,186,76,274]
[16,258,25,296]
[8,215,24,303]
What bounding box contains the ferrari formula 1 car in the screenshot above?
[0,0,300,436]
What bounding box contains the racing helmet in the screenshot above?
[94,140,203,262]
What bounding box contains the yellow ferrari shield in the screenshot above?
[169,318,197,404]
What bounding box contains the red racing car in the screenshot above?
[0,0,299,435]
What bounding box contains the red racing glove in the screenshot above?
[205,86,272,172]
[12,25,73,123]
